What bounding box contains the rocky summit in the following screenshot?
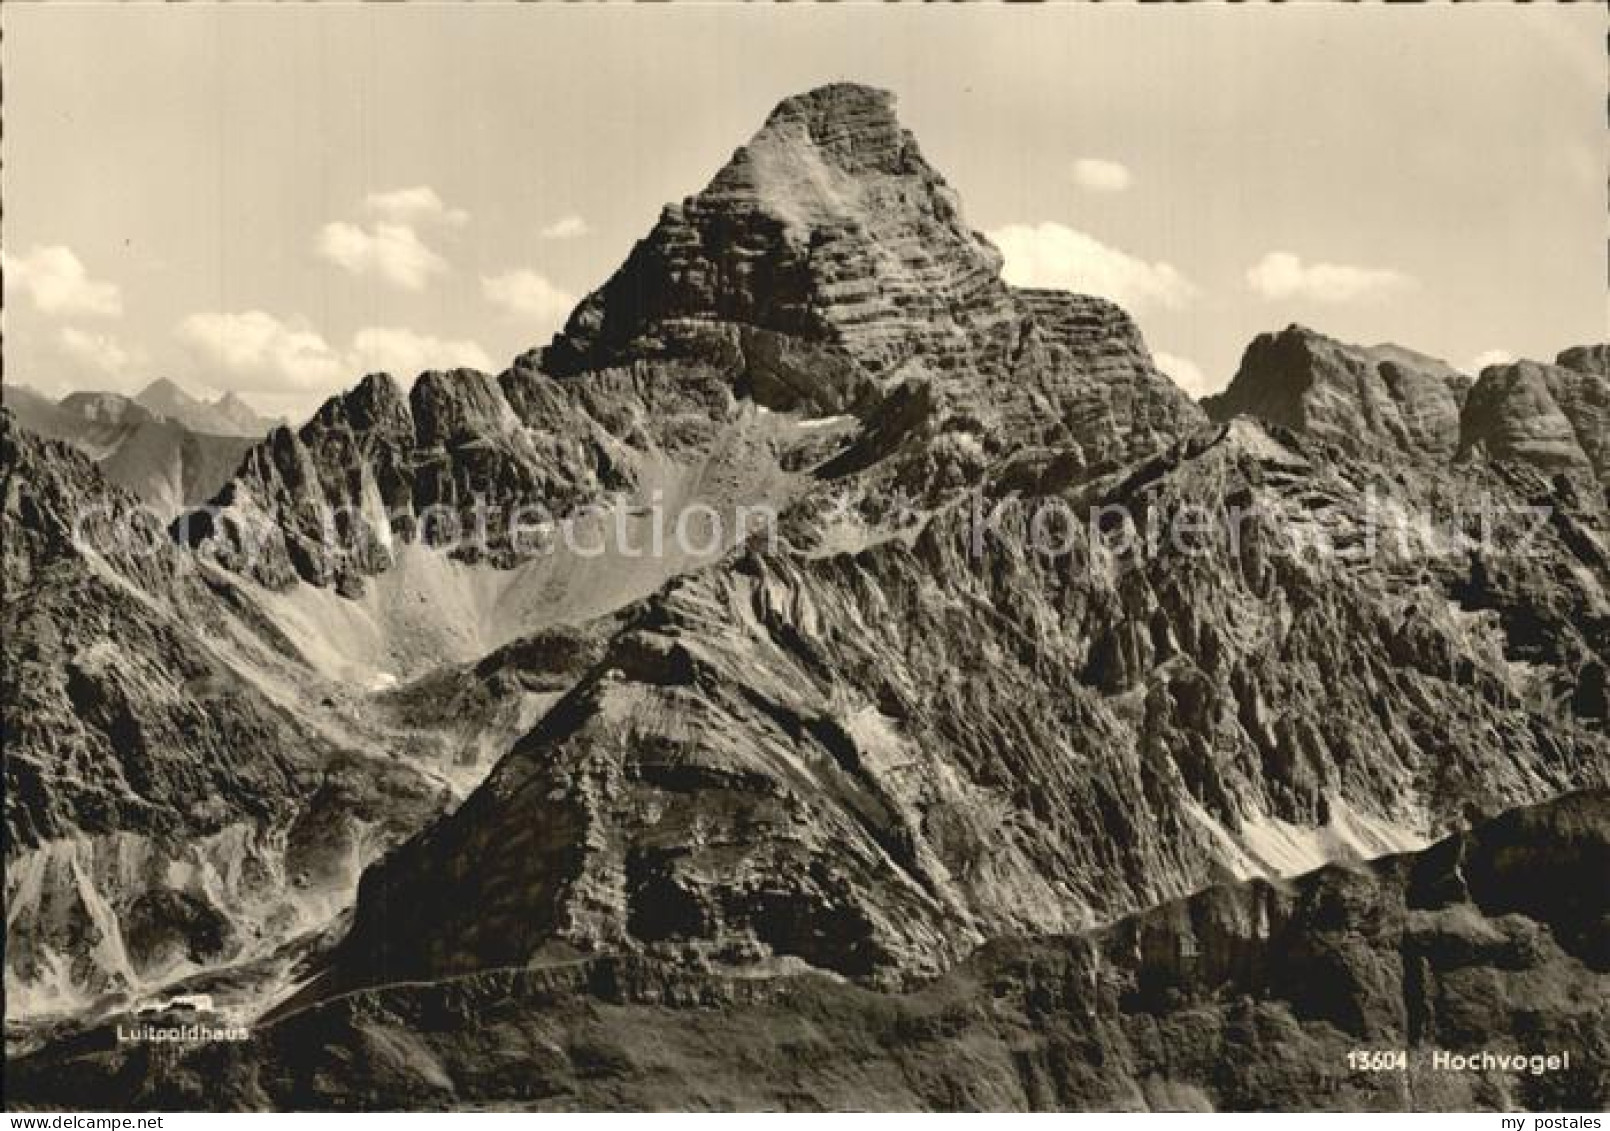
[1458,349,1608,486]
[1202,326,1472,462]
[544,83,1020,383]
[1206,328,1608,496]
[4,83,1608,1111]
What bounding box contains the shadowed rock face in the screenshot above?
[12,790,1605,1111]
[1557,344,1609,378]
[1202,326,1471,462]
[1201,325,1608,495]
[3,414,297,847]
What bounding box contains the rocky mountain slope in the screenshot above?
[12,789,1604,1110]
[319,413,1606,996]
[4,82,1607,1110]
[0,410,482,1020]
[542,85,1200,477]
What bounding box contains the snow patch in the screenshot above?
[1188,795,1428,882]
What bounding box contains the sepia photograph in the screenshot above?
[2,2,1606,1118]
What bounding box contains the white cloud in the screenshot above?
[1246,251,1416,304]
[3,246,122,316]
[481,269,576,326]
[316,187,467,290]
[1467,349,1515,374]
[1153,352,1221,399]
[177,311,345,391]
[362,186,468,227]
[316,221,449,291]
[347,327,494,378]
[176,310,493,395]
[1071,158,1132,193]
[539,214,591,240]
[58,327,143,378]
[987,222,1195,310]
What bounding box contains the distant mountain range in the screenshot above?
[1,380,278,516]
[128,378,282,438]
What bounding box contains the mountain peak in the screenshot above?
[763,81,894,123]
[748,83,907,177]
[1203,325,1468,460]
[1458,351,1606,481]
[134,378,276,437]
[58,390,158,427]
[701,83,921,235]
[543,82,1013,380]
[137,377,198,408]
[308,371,412,439]
[1556,343,1608,378]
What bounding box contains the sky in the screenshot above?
[3,4,1605,419]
